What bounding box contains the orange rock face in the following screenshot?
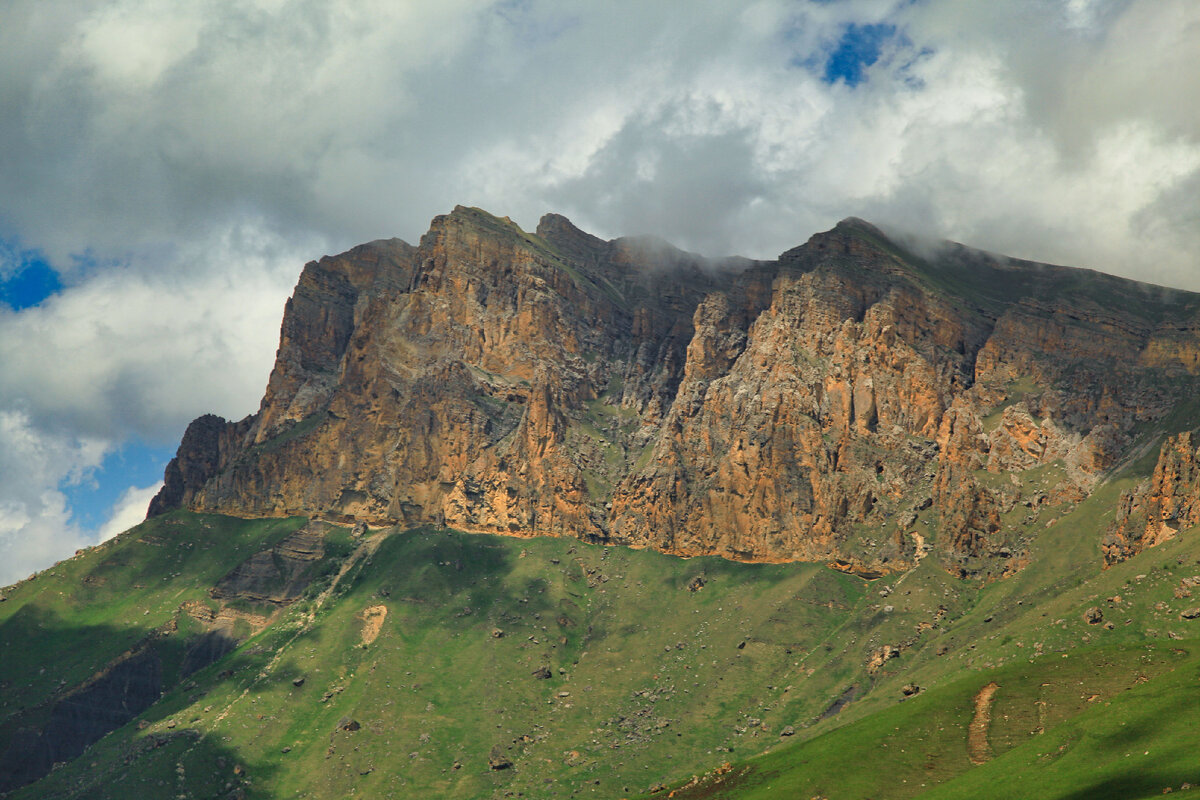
[1105,432,1200,564]
[150,208,1200,576]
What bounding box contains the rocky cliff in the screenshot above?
[150,207,1200,576]
[1105,431,1200,564]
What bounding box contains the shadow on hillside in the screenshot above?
[0,526,540,798]
[1089,718,1159,753]
[1060,772,1199,800]
[360,528,556,617]
[8,726,281,800]
[0,606,275,798]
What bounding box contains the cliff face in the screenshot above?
[151,207,1200,575]
[1105,432,1200,564]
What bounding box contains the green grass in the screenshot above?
[3,515,899,799]
[922,647,1200,799]
[652,641,1198,800]
[640,459,1200,799]
[0,512,312,796]
[0,512,307,713]
[9,460,1200,800]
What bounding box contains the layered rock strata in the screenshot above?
[151,207,1200,576]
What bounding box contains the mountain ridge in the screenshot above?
[148,206,1200,577]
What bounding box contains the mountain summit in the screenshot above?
[151,206,1200,577]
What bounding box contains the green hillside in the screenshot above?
[641,431,1200,799]
[4,459,1200,798]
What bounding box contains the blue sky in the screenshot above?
[1,0,1198,585]
[1,242,168,551]
[59,440,173,531]
[0,247,61,311]
[821,23,899,85]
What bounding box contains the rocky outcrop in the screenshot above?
[147,414,251,517]
[210,521,331,605]
[253,238,416,444]
[150,207,1200,576]
[1105,432,1200,564]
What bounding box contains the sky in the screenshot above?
[1,0,1199,585]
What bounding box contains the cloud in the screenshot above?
[0,218,316,440]
[0,0,496,267]
[97,481,162,542]
[4,1,1197,280]
[0,409,105,586]
[0,0,1198,580]
[0,218,314,583]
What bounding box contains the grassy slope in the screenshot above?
[13,496,1200,800]
[646,445,1200,800]
[0,513,308,726]
[6,516,896,799]
[659,637,1200,800]
[6,418,1200,799]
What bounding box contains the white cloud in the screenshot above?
[72,1,205,90]
[0,219,313,583]
[98,481,162,541]
[0,409,106,586]
[3,0,1197,279]
[0,218,316,440]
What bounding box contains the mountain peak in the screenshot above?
[535,212,607,260]
[148,205,1200,580]
[833,215,885,233]
[424,204,528,242]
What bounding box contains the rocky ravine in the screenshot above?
[150,206,1200,577]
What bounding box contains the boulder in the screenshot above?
[488,746,513,771]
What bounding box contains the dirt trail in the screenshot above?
[968,681,1000,765]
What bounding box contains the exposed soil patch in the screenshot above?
[360,604,388,645]
[181,600,272,635]
[968,681,1000,765]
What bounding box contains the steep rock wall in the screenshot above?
[150,208,1200,575]
[1105,432,1200,564]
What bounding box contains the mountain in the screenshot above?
[4,208,1200,799]
[152,205,1200,576]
